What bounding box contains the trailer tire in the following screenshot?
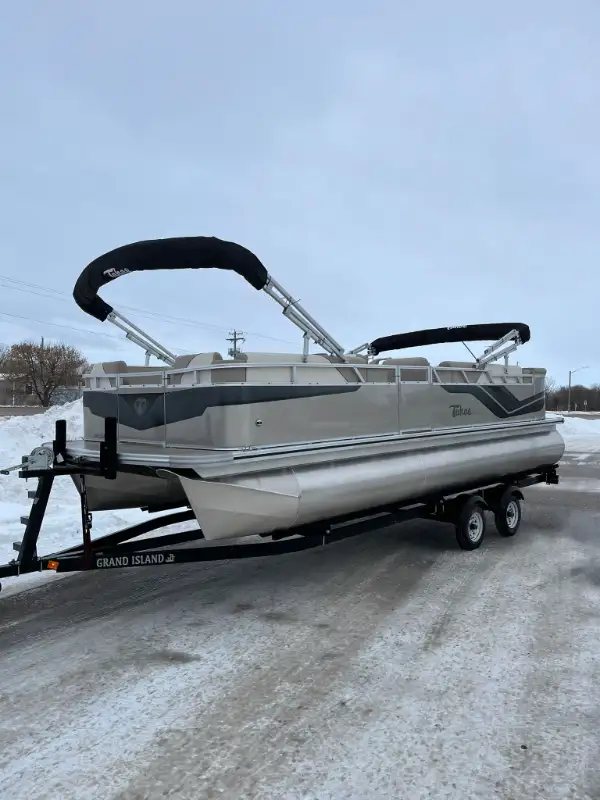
[454,496,486,550]
[494,490,522,537]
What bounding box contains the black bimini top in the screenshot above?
[73,236,270,322]
[369,323,530,356]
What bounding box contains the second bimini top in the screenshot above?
[368,323,531,356]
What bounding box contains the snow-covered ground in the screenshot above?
[1,404,600,596]
[1,484,599,799]
[558,416,600,455]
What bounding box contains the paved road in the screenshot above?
[1,462,599,800]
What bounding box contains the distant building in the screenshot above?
[0,374,36,407]
[0,373,85,407]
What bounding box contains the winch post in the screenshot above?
[100,416,118,479]
[16,474,54,570]
[54,418,67,462]
[78,475,94,567]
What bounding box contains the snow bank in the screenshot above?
[559,416,600,453]
[0,400,85,457]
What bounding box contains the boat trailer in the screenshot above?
[0,417,560,592]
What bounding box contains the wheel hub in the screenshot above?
[505,500,519,529]
[467,511,483,542]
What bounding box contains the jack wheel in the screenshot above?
[455,496,486,551]
[494,490,522,537]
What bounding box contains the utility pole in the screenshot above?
[226,330,245,359]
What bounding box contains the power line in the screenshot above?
[0,308,202,357]
[0,274,297,346]
[0,309,126,341]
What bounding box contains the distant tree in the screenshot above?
[548,382,600,412]
[544,376,558,410]
[0,340,88,408]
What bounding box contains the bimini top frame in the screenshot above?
[349,323,531,369]
[73,236,347,366]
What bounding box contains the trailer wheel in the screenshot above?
[494,490,522,537]
[454,496,486,551]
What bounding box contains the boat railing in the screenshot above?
[83,361,535,390]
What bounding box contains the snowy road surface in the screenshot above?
[1,464,600,800]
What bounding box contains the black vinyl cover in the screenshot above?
[369,323,531,356]
[73,236,270,322]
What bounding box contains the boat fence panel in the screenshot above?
[430,366,532,387]
[83,360,535,390]
[84,360,399,388]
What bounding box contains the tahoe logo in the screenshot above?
[103,267,131,279]
[450,404,472,418]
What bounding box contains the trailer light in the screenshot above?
[47,560,59,571]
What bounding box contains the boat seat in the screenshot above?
[380,357,430,366]
[437,360,476,368]
[98,360,128,373]
[210,363,248,383]
[171,354,196,370]
[177,353,225,384]
[436,361,527,385]
[315,354,396,384]
[87,360,167,388]
[436,361,478,384]
[381,357,430,382]
[316,354,367,363]
[315,354,369,384]
[481,363,527,384]
[93,361,167,374]
[85,360,129,388]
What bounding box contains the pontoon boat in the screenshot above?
[57,236,564,541]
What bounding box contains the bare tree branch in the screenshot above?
[0,340,88,407]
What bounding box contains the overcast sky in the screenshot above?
[1,0,599,386]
